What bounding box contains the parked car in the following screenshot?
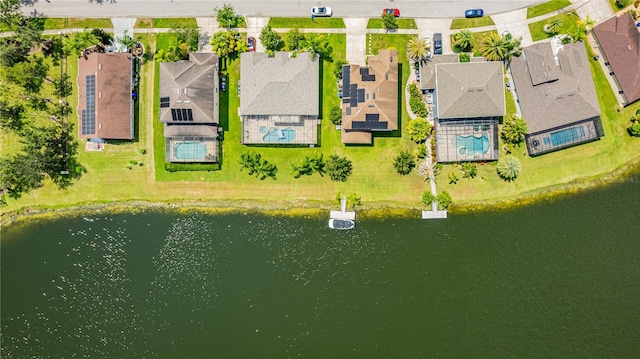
[311,7,332,17]
[383,8,400,17]
[465,9,484,18]
[247,37,255,52]
[433,33,442,55]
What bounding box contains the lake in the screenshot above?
[2,174,640,358]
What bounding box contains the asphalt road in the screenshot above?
[22,0,546,19]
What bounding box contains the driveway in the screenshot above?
[344,18,368,66]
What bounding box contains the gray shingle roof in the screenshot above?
[511,41,600,134]
[159,52,218,125]
[419,54,458,90]
[435,62,505,118]
[239,52,319,116]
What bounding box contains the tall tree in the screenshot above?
[63,30,99,57]
[393,151,416,175]
[6,55,49,94]
[501,114,528,144]
[480,32,509,61]
[0,154,45,200]
[453,29,473,52]
[301,34,331,58]
[285,27,306,52]
[214,3,242,29]
[260,25,283,55]
[382,13,398,32]
[172,26,201,52]
[51,73,73,98]
[210,30,244,58]
[327,155,353,182]
[406,36,429,62]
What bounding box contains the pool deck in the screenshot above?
[168,139,218,163]
[241,116,320,145]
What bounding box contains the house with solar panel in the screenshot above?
[340,49,399,144]
[77,52,134,141]
[510,41,603,156]
[159,52,220,163]
[239,52,319,145]
[433,61,504,162]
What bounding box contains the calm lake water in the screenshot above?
[2,175,640,358]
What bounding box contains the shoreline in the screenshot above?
[3,157,640,226]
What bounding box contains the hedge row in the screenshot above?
[165,162,221,172]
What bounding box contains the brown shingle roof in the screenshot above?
[341,49,399,144]
[435,61,505,119]
[593,13,640,105]
[511,41,600,134]
[77,52,133,140]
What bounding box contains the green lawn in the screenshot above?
[529,12,580,41]
[43,18,113,30]
[268,18,346,29]
[527,0,572,19]
[450,17,495,30]
[134,18,154,28]
[153,18,198,28]
[367,18,417,29]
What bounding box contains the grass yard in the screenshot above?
[43,18,113,30]
[529,12,580,42]
[450,16,495,30]
[134,18,153,28]
[366,18,417,29]
[527,0,572,18]
[436,42,640,209]
[268,18,345,29]
[153,18,198,28]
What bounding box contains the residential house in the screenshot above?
[239,52,319,145]
[511,41,603,156]
[434,61,504,162]
[159,52,220,163]
[592,13,640,106]
[341,49,399,144]
[77,52,134,140]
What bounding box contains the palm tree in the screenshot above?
[547,18,564,34]
[301,34,332,58]
[453,29,473,52]
[63,30,98,57]
[480,32,509,61]
[578,15,596,32]
[497,155,521,181]
[461,162,478,179]
[505,35,522,61]
[406,36,429,63]
[448,172,458,184]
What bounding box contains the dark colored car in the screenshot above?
[383,8,400,17]
[465,9,484,18]
[433,33,442,55]
[247,37,255,52]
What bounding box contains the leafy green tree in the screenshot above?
[453,29,473,52]
[422,191,436,206]
[448,172,458,184]
[334,59,347,80]
[154,47,177,62]
[91,28,113,46]
[480,32,509,61]
[6,55,49,94]
[502,114,528,144]
[301,34,332,58]
[291,153,325,178]
[0,0,23,32]
[407,118,430,143]
[460,162,478,179]
[628,110,640,137]
[406,36,429,62]
[497,155,521,181]
[327,155,353,182]
[210,30,244,58]
[172,26,201,52]
[285,27,306,51]
[0,99,26,131]
[214,3,243,29]
[51,73,73,98]
[504,35,522,61]
[260,25,283,55]
[63,30,99,57]
[437,191,452,209]
[394,151,416,175]
[382,13,398,32]
[0,154,44,200]
[329,105,342,125]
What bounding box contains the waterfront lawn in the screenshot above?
[436,42,640,208]
[367,18,417,29]
[529,12,579,42]
[527,0,571,19]
[153,18,198,28]
[450,17,495,30]
[268,18,346,29]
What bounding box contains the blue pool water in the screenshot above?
[263,128,295,143]
[173,141,207,160]
[549,126,585,146]
[452,134,490,156]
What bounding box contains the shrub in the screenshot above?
[334,59,347,80]
[139,148,147,155]
[628,122,640,137]
[164,162,221,172]
[413,143,427,159]
[290,153,325,178]
[239,151,277,180]
[327,154,353,182]
[408,83,428,117]
[329,105,342,125]
[393,151,416,175]
[437,191,452,209]
[406,118,430,143]
[129,160,138,165]
[422,191,436,206]
[459,52,470,62]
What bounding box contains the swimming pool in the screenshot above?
[173,141,208,160]
[263,127,295,143]
[452,134,490,156]
[548,126,585,147]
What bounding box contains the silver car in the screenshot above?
[311,7,333,17]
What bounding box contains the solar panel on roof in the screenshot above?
[357,89,365,103]
[351,120,388,130]
[187,109,193,121]
[342,98,350,104]
[160,102,170,108]
[346,107,351,116]
[342,66,351,96]
[171,109,177,121]
[160,97,170,102]
[81,75,96,135]
[350,95,358,107]
[365,113,379,122]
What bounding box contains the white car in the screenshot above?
[312,7,332,17]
